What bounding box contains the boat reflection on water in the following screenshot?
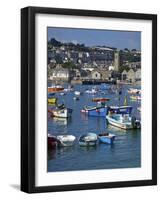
[52,117,68,125]
[79,145,97,152]
[48,148,57,161]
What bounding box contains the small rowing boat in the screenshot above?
[79,133,97,146]
[98,133,116,144]
[48,134,59,148]
[57,135,76,147]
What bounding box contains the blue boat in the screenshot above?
[79,133,97,146]
[48,92,55,98]
[81,102,108,117]
[98,133,116,144]
[108,106,133,114]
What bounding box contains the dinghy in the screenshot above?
[57,135,76,147]
[79,133,97,146]
[48,134,59,148]
[98,133,116,144]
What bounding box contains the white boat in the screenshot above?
[74,91,81,96]
[85,88,97,94]
[57,135,76,147]
[106,114,141,130]
[52,108,72,118]
[128,88,141,95]
[79,133,98,146]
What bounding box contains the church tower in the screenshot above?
[114,50,120,71]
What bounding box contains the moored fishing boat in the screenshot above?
[57,135,76,147]
[48,85,64,92]
[52,108,73,118]
[98,133,116,144]
[106,114,141,130]
[79,133,97,146]
[81,102,108,117]
[48,97,57,104]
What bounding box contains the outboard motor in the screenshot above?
[131,116,137,129]
[131,116,141,129]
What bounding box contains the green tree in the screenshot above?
[62,62,76,69]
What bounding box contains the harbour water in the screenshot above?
[47,84,141,172]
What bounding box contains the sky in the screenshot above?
[48,27,141,50]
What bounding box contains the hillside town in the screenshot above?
[47,38,141,84]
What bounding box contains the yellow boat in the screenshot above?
[48,97,57,104]
[130,95,141,101]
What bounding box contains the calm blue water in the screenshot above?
[47,84,141,172]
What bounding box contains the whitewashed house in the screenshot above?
[50,65,69,81]
[127,69,135,83]
[91,70,102,79]
[135,68,141,81]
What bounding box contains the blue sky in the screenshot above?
[48,27,141,50]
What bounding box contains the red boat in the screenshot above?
[92,98,110,102]
[48,85,64,93]
[48,134,59,148]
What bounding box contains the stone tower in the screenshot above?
[114,50,120,71]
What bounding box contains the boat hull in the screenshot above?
[109,106,133,114]
[48,98,57,104]
[98,135,115,144]
[82,107,108,117]
[48,87,64,92]
[79,141,97,146]
[48,134,58,148]
[53,108,72,118]
[106,115,133,130]
[57,135,76,147]
[79,133,98,146]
